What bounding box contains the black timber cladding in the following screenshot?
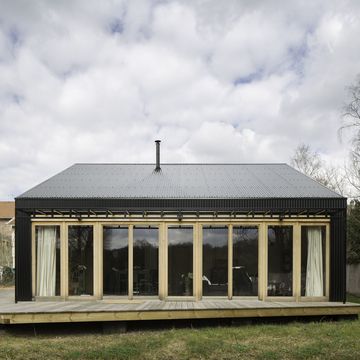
[15,208,32,302]
[16,197,346,212]
[16,196,346,302]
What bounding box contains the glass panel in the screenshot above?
[268,226,293,296]
[168,227,193,296]
[103,226,128,296]
[68,226,93,296]
[133,227,158,296]
[233,226,258,296]
[301,226,326,296]
[202,226,228,296]
[35,226,60,296]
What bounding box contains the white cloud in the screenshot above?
[0,0,360,199]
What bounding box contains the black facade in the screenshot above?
[15,196,347,302]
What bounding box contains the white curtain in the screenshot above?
[36,226,57,296]
[305,227,324,296]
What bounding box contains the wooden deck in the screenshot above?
[1,299,359,325]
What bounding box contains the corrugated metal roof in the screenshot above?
[17,163,343,199]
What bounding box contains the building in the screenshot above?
[0,201,15,284]
[15,142,346,305]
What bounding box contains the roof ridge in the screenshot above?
[72,163,289,165]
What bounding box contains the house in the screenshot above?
[15,141,346,304]
[0,201,15,283]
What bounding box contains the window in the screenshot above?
[233,226,258,296]
[68,226,93,296]
[133,227,159,296]
[103,226,128,296]
[202,226,228,296]
[35,226,60,296]
[301,226,326,297]
[168,226,193,296]
[268,226,293,296]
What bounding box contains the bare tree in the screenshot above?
[341,75,360,196]
[290,144,323,179]
[291,143,346,195]
[342,75,360,135]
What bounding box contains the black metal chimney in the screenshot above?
[155,140,161,172]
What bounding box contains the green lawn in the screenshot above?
[347,292,360,304]
[1,315,360,360]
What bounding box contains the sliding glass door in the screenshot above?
[267,226,293,296]
[233,226,258,296]
[202,226,228,296]
[68,225,94,296]
[103,226,128,296]
[35,225,60,297]
[301,226,326,297]
[168,226,193,296]
[133,227,159,296]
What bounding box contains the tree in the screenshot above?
[291,144,322,179]
[290,143,346,195]
[347,200,360,264]
[341,75,360,196]
[341,76,360,265]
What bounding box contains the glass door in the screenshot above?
[168,226,193,296]
[103,226,128,296]
[232,226,258,296]
[202,226,228,296]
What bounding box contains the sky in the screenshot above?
[1,0,360,200]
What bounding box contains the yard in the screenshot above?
[0,296,359,360]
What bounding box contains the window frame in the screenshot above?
[30,219,330,302]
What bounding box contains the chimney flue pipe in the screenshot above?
[155,140,161,171]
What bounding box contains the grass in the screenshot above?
[1,316,360,360]
[347,293,360,304]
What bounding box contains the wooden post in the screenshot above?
[128,225,133,300]
[159,223,167,300]
[258,223,267,301]
[293,223,301,301]
[228,225,233,300]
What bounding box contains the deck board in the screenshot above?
[1,299,359,325]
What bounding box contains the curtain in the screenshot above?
[305,227,324,296]
[36,226,57,296]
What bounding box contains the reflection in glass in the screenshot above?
[133,227,158,296]
[202,227,228,296]
[103,226,128,296]
[168,227,193,296]
[35,226,60,296]
[301,226,326,296]
[268,226,293,296]
[233,227,258,296]
[68,226,93,296]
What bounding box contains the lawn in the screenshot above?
[347,292,360,304]
[0,294,359,360]
[0,315,359,360]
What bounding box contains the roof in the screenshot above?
[0,201,15,219]
[17,163,343,200]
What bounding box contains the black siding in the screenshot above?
[15,208,32,302]
[15,196,347,302]
[330,209,347,302]
[16,197,346,212]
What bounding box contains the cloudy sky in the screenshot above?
[1,0,360,200]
